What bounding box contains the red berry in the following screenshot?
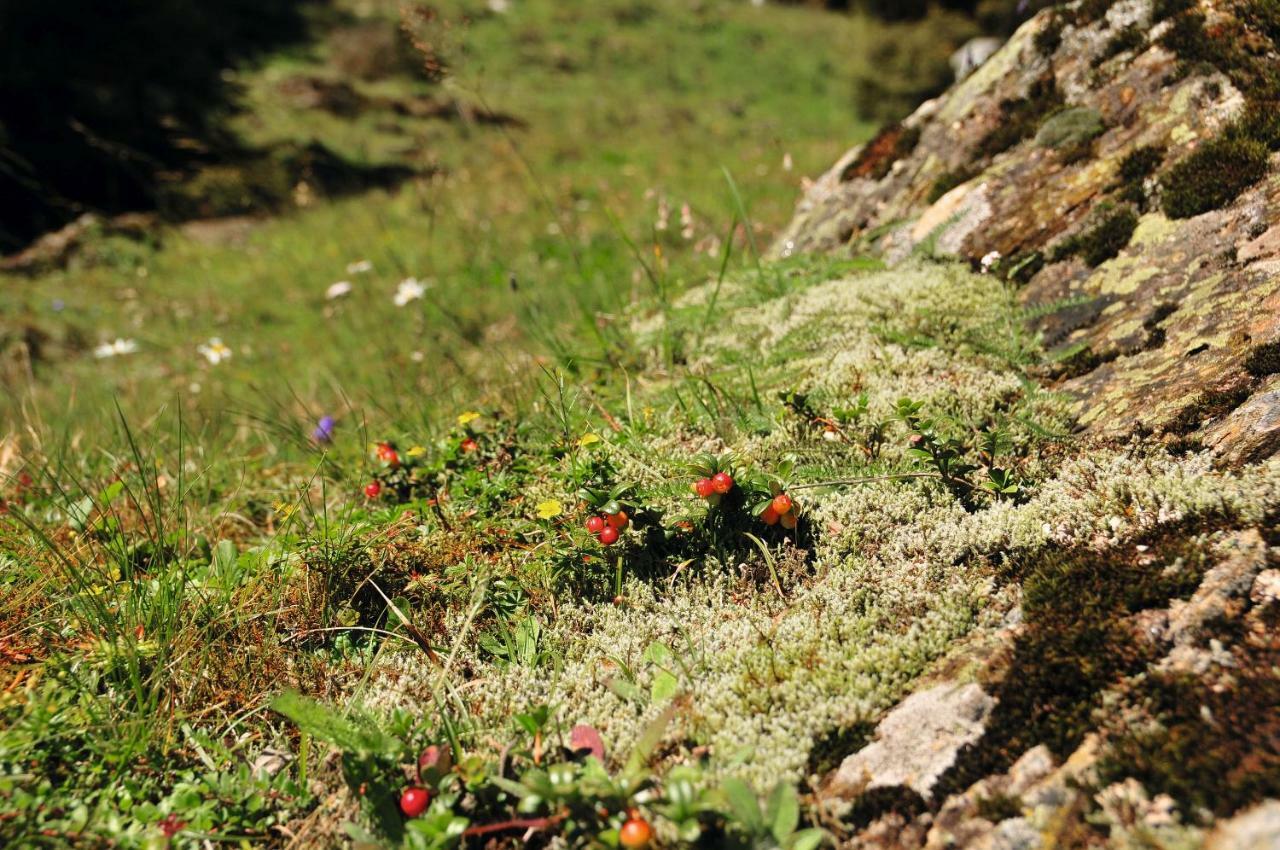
[377,443,400,467]
[460,437,478,454]
[598,525,619,545]
[780,511,798,530]
[771,494,793,515]
[586,515,606,534]
[399,787,431,818]
[760,505,780,525]
[619,816,653,849]
[711,472,733,494]
[693,478,715,498]
[364,481,382,499]
[607,510,629,529]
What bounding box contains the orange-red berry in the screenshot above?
[619,816,653,849]
[364,481,382,499]
[607,510,628,529]
[586,515,606,534]
[598,525,619,545]
[771,493,793,515]
[460,437,478,453]
[711,472,733,494]
[694,478,715,498]
[780,511,798,530]
[760,505,780,525]
[399,787,431,817]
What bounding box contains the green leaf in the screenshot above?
[269,691,399,758]
[789,828,827,850]
[643,641,674,667]
[766,782,799,844]
[721,777,763,834]
[66,496,94,532]
[624,700,678,776]
[650,670,679,703]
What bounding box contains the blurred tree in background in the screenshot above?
[0,0,315,251]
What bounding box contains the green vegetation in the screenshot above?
[975,76,1063,159]
[4,1,1280,847]
[1050,204,1139,267]
[1160,136,1270,219]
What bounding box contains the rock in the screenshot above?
[829,682,995,802]
[1,212,155,275]
[1166,530,1267,647]
[1252,569,1280,606]
[975,818,1040,850]
[1204,800,1280,850]
[771,1,1280,465]
[951,38,1005,82]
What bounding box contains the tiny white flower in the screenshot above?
[326,280,354,300]
[980,250,1002,273]
[410,351,425,362]
[94,338,138,359]
[393,277,429,307]
[345,260,373,275]
[488,0,510,12]
[782,152,793,172]
[198,337,233,365]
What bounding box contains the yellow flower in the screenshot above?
[536,499,563,520]
[578,433,601,447]
[457,411,481,426]
[273,500,297,520]
[406,445,427,458]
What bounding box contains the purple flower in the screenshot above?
[312,415,335,443]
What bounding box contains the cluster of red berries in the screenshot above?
[692,471,734,499]
[585,500,628,545]
[376,441,400,467]
[399,786,431,818]
[760,492,798,529]
[619,810,653,848]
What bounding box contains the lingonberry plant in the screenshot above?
[689,453,737,507]
[271,692,828,850]
[579,483,637,547]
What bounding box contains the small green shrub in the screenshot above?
[1160,136,1270,219]
[1034,106,1105,151]
[927,165,979,203]
[976,76,1064,159]
[1051,205,1139,266]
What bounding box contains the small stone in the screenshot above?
[829,682,995,801]
[1252,569,1280,606]
[1204,800,1280,850]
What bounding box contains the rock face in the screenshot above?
[829,682,995,802]
[774,0,1280,467]
[783,5,1280,846]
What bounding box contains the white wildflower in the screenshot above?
[680,202,694,240]
[980,250,1002,273]
[94,338,138,359]
[345,260,373,275]
[197,337,233,365]
[393,277,429,307]
[326,280,354,300]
